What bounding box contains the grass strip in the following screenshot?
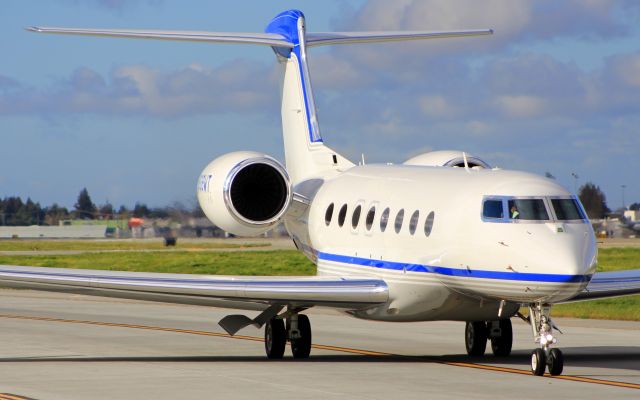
[0,239,269,251]
[0,250,315,276]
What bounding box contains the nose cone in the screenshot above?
[532,223,597,300]
[552,223,597,277]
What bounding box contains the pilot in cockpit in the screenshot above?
[510,205,520,219]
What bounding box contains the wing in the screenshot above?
[0,265,387,335]
[563,269,640,302]
[0,264,387,308]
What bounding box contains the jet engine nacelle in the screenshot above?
[197,151,292,237]
[404,150,490,169]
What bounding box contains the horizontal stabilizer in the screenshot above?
[306,29,493,47]
[26,27,294,48]
[26,27,492,48]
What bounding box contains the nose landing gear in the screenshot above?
[528,303,563,376]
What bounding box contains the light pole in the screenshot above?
[622,184,626,211]
[571,172,579,194]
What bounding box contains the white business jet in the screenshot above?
[3,9,639,376]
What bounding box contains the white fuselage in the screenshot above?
[285,164,597,322]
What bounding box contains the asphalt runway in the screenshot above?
[0,290,638,399]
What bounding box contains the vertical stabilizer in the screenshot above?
[265,10,354,185]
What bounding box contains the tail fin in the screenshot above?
[28,10,492,185]
[264,10,354,185]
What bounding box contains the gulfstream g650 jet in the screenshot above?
[3,9,639,376]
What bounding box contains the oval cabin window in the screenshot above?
[325,203,334,226]
[394,209,405,233]
[424,211,435,237]
[352,205,362,229]
[338,204,348,227]
[409,210,419,235]
[365,206,376,231]
[380,208,390,232]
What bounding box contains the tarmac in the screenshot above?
[0,290,638,399]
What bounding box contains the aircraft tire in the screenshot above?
[548,348,564,376]
[490,319,513,357]
[465,321,488,356]
[291,314,312,359]
[265,318,286,359]
[531,348,546,376]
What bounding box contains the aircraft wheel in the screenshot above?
[465,321,488,356]
[490,319,513,357]
[531,348,546,376]
[265,318,286,359]
[291,314,312,359]
[548,348,564,376]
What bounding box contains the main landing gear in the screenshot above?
[465,319,513,357]
[264,312,312,359]
[527,303,563,376]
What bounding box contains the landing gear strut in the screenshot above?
[264,311,312,359]
[528,303,563,376]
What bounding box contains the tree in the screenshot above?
[45,203,70,226]
[133,202,151,218]
[99,202,114,219]
[74,188,97,219]
[579,182,610,219]
[630,202,640,211]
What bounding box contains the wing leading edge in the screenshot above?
[0,265,388,309]
[564,269,640,302]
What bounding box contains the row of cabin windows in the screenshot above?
[324,203,435,237]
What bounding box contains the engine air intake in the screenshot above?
[230,163,289,222]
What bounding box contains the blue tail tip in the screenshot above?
[265,9,305,43]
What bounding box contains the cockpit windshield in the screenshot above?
[551,198,586,220]
[507,199,549,220]
[482,196,586,223]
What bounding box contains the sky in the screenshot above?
[1,0,639,210]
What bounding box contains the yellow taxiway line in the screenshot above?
[0,313,638,390]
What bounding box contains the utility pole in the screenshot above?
[571,172,579,194]
[622,184,627,211]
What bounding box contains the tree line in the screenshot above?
[0,188,204,226]
[0,184,635,226]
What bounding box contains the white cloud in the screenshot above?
[494,95,546,118]
[419,95,457,118]
[0,60,278,117]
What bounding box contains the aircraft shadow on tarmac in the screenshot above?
[0,346,638,372]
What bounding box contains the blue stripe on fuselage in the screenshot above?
[318,252,591,284]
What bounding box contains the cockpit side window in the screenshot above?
[552,198,586,220]
[482,200,504,219]
[507,199,549,220]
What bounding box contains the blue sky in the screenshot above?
[1,0,639,210]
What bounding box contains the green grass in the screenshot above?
[0,239,269,251]
[0,250,315,276]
